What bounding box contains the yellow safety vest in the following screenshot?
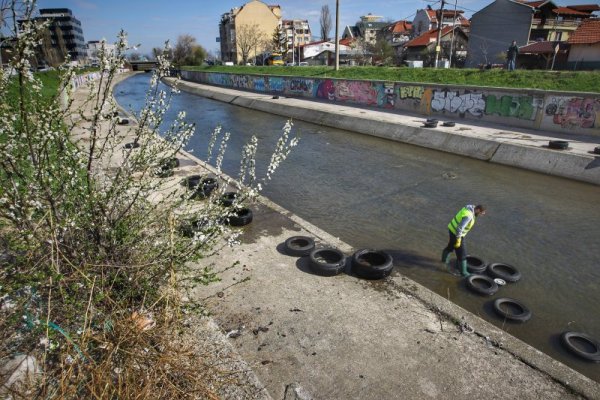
[448,207,475,237]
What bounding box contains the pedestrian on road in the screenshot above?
[507,40,519,71]
[442,204,486,277]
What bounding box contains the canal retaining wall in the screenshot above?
[180,70,600,138]
[166,77,600,186]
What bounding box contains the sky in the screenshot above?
[34,0,597,56]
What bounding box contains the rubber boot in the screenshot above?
[460,259,470,277]
[441,249,451,264]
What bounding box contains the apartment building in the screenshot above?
[219,0,281,64]
[32,8,86,61]
[281,19,312,53]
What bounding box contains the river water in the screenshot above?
[115,73,600,382]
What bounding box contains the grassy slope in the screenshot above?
[183,65,600,93]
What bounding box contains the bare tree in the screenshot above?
[173,34,196,65]
[320,5,332,41]
[236,23,266,65]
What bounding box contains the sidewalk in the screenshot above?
[153,77,600,399]
[166,78,600,186]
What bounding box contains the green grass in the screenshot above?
[183,65,600,93]
[4,68,100,102]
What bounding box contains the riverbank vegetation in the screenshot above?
[185,65,600,93]
[0,2,297,398]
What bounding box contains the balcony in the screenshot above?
[531,18,579,29]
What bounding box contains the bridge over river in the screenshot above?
[115,73,600,383]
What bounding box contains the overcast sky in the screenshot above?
[35,0,597,56]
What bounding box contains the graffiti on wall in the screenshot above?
[268,77,285,92]
[335,80,379,105]
[431,90,486,117]
[544,96,599,129]
[287,78,314,96]
[485,95,542,121]
[253,77,266,92]
[380,83,396,108]
[316,79,336,100]
[399,86,425,100]
[207,73,232,87]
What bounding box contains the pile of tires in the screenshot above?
[181,175,219,199]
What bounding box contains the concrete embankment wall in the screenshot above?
[181,70,600,137]
[168,78,600,186]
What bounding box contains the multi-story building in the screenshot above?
[32,8,86,62]
[412,7,470,38]
[281,19,312,55]
[343,14,389,45]
[219,0,281,64]
[466,0,598,68]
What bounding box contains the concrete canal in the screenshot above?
[115,73,600,382]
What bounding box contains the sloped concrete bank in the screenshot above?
[164,78,600,186]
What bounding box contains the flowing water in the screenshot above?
[115,74,600,382]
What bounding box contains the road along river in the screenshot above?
[115,73,600,382]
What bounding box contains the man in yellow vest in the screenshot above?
[442,204,486,277]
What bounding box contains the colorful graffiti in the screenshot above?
[335,80,379,105]
[544,97,599,129]
[399,86,425,99]
[287,78,314,96]
[316,79,336,101]
[431,90,486,117]
[485,95,541,121]
[253,77,266,92]
[268,77,285,92]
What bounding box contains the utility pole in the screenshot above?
[434,0,445,68]
[335,0,340,70]
[292,24,295,65]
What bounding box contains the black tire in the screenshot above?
[117,118,129,125]
[309,248,346,276]
[181,175,202,189]
[351,249,393,280]
[466,274,499,296]
[160,157,180,169]
[443,121,456,127]
[594,146,600,155]
[284,236,315,257]
[423,122,438,128]
[219,191,239,207]
[487,263,521,283]
[426,118,438,123]
[493,298,532,322]
[189,177,218,199]
[156,167,174,178]
[123,142,140,149]
[548,140,569,150]
[227,208,253,227]
[466,255,487,274]
[561,332,600,362]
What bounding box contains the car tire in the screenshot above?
[284,236,315,257]
[123,142,140,149]
[493,298,531,322]
[351,249,393,280]
[549,140,569,150]
[466,255,487,274]
[561,332,600,362]
[594,146,600,155]
[219,192,239,207]
[466,274,499,296]
[117,118,129,125]
[227,208,253,227]
[487,263,521,283]
[181,175,202,189]
[308,248,346,276]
